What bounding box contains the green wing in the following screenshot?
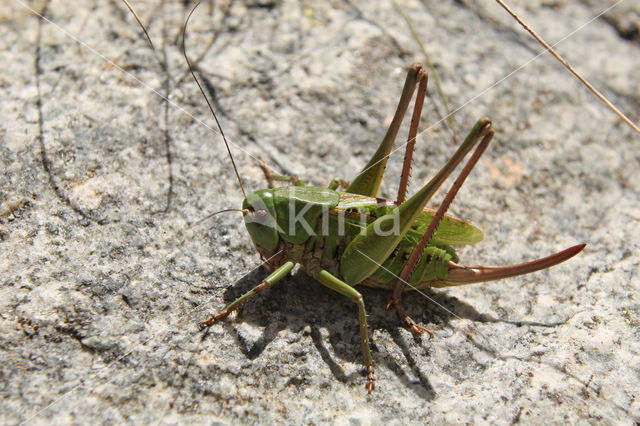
[409,207,483,245]
[336,193,483,245]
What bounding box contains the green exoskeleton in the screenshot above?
[190,60,585,393]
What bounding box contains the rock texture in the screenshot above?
[1,0,639,423]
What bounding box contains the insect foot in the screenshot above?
[366,364,375,394]
[198,311,230,329]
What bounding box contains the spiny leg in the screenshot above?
[386,123,495,335]
[199,261,295,328]
[314,269,375,393]
[396,69,428,204]
[346,64,427,198]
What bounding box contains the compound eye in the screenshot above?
[252,209,272,226]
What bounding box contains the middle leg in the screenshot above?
[314,269,375,393]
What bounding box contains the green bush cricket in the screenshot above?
[176,12,586,393]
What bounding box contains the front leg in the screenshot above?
[200,261,295,328]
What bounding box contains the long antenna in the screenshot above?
[495,0,640,135]
[121,0,155,50]
[182,3,247,198]
[190,208,248,228]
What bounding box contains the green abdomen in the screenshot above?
[303,193,464,289]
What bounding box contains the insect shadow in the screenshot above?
[211,264,503,400]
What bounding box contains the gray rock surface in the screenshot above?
[1,0,639,423]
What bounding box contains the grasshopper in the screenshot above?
[115,0,638,399]
[107,3,596,394]
[191,59,585,392]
